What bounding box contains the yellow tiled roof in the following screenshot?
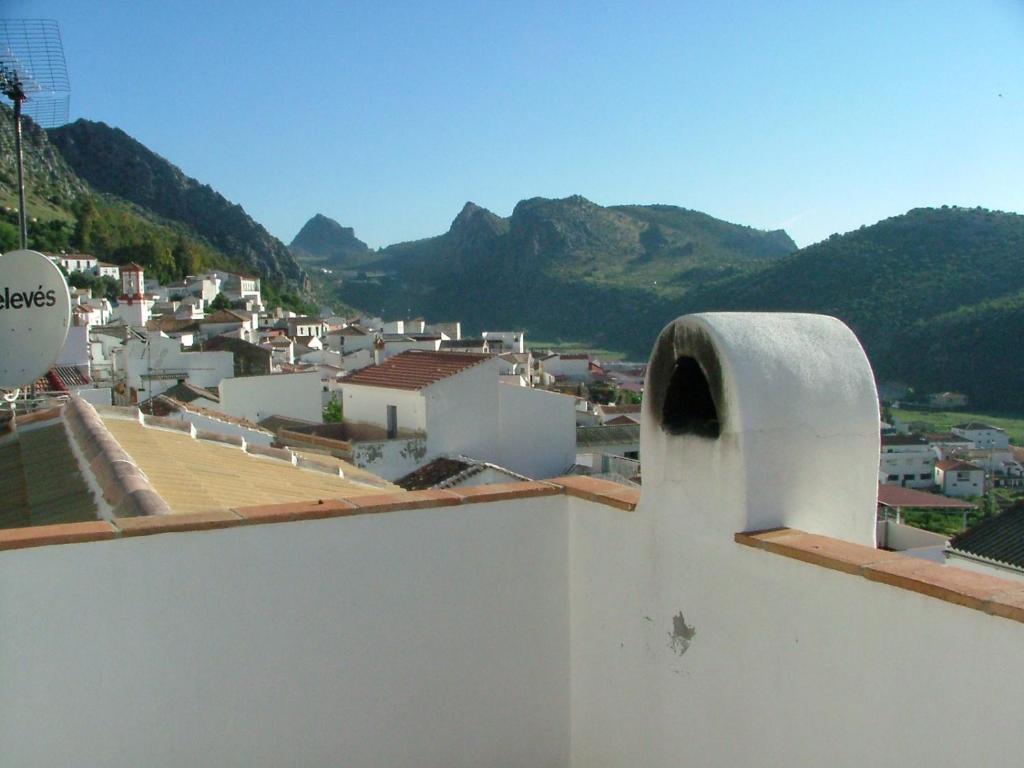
[101,415,399,516]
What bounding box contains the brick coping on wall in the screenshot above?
[12,475,1023,628]
[736,528,1024,626]
[0,476,637,550]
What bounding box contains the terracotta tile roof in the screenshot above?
[159,381,219,404]
[599,404,641,415]
[395,457,472,490]
[34,366,90,392]
[342,350,493,391]
[203,309,250,324]
[604,414,639,426]
[881,434,930,447]
[147,317,200,334]
[876,484,973,509]
[936,459,984,472]
[395,456,531,491]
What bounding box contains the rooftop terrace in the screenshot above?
[2,312,1023,768]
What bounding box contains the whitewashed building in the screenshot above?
[341,350,576,480]
[482,330,525,353]
[118,334,234,402]
[879,434,937,488]
[952,422,1010,450]
[935,458,986,497]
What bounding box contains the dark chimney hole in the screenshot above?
[661,356,720,438]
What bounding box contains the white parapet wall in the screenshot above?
[0,498,569,768]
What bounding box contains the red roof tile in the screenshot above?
[342,350,492,391]
[936,459,984,472]
[877,484,974,509]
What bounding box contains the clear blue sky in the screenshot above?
[5,0,1024,249]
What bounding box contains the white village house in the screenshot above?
[341,350,576,480]
[879,433,937,489]
[934,458,986,497]
[952,421,1010,450]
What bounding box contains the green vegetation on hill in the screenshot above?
[324,195,794,353]
[1,106,308,304]
[48,119,305,287]
[889,408,1024,445]
[688,207,1024,408]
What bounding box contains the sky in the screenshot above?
[3,0,1023,249]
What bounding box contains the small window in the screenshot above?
[624,450,639,460]
[386,405,398,439]
[887,474,899,481]
[919,473,931,480]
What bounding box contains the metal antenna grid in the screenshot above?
[0,19,71,250]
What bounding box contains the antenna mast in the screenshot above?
[0,19,71,250]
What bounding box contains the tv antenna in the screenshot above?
[0,19,71,250]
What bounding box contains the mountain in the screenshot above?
[325,202,1024,409]
[325,194,796,352]
[289,213,374,270]
[48,119,304,286]
[687,206,1024,408]
[0,106,227,280]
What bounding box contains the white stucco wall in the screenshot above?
[124,337,234,400]
[880,444,937,488]
[543,356,590,381]
[342,384,427,433]
[219,371,322,423]
[56,325,90,368]
[423,360,502,465]
[937,466,985,496]
[0,499,568,768]
[497,383,576,479]
[569,312,1024,768]
[351,435,428,480]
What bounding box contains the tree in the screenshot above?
[209,292,230,311]
[323,394,343,423]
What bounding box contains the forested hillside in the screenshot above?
[687,207,1024,408]
[323,195,795,351]
[48,119,304,286]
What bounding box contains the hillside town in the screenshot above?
[8,250,1022,578]
[18,253,644,492]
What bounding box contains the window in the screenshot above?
[902,474,915,481]
[919,473,931,480]
[887,474,899,481]
[386,405,397,439]
[957,472,970,481]
[624,450,639,459]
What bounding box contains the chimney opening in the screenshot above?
[661,356,720,438]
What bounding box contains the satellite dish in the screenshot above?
[0,249,71,390]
